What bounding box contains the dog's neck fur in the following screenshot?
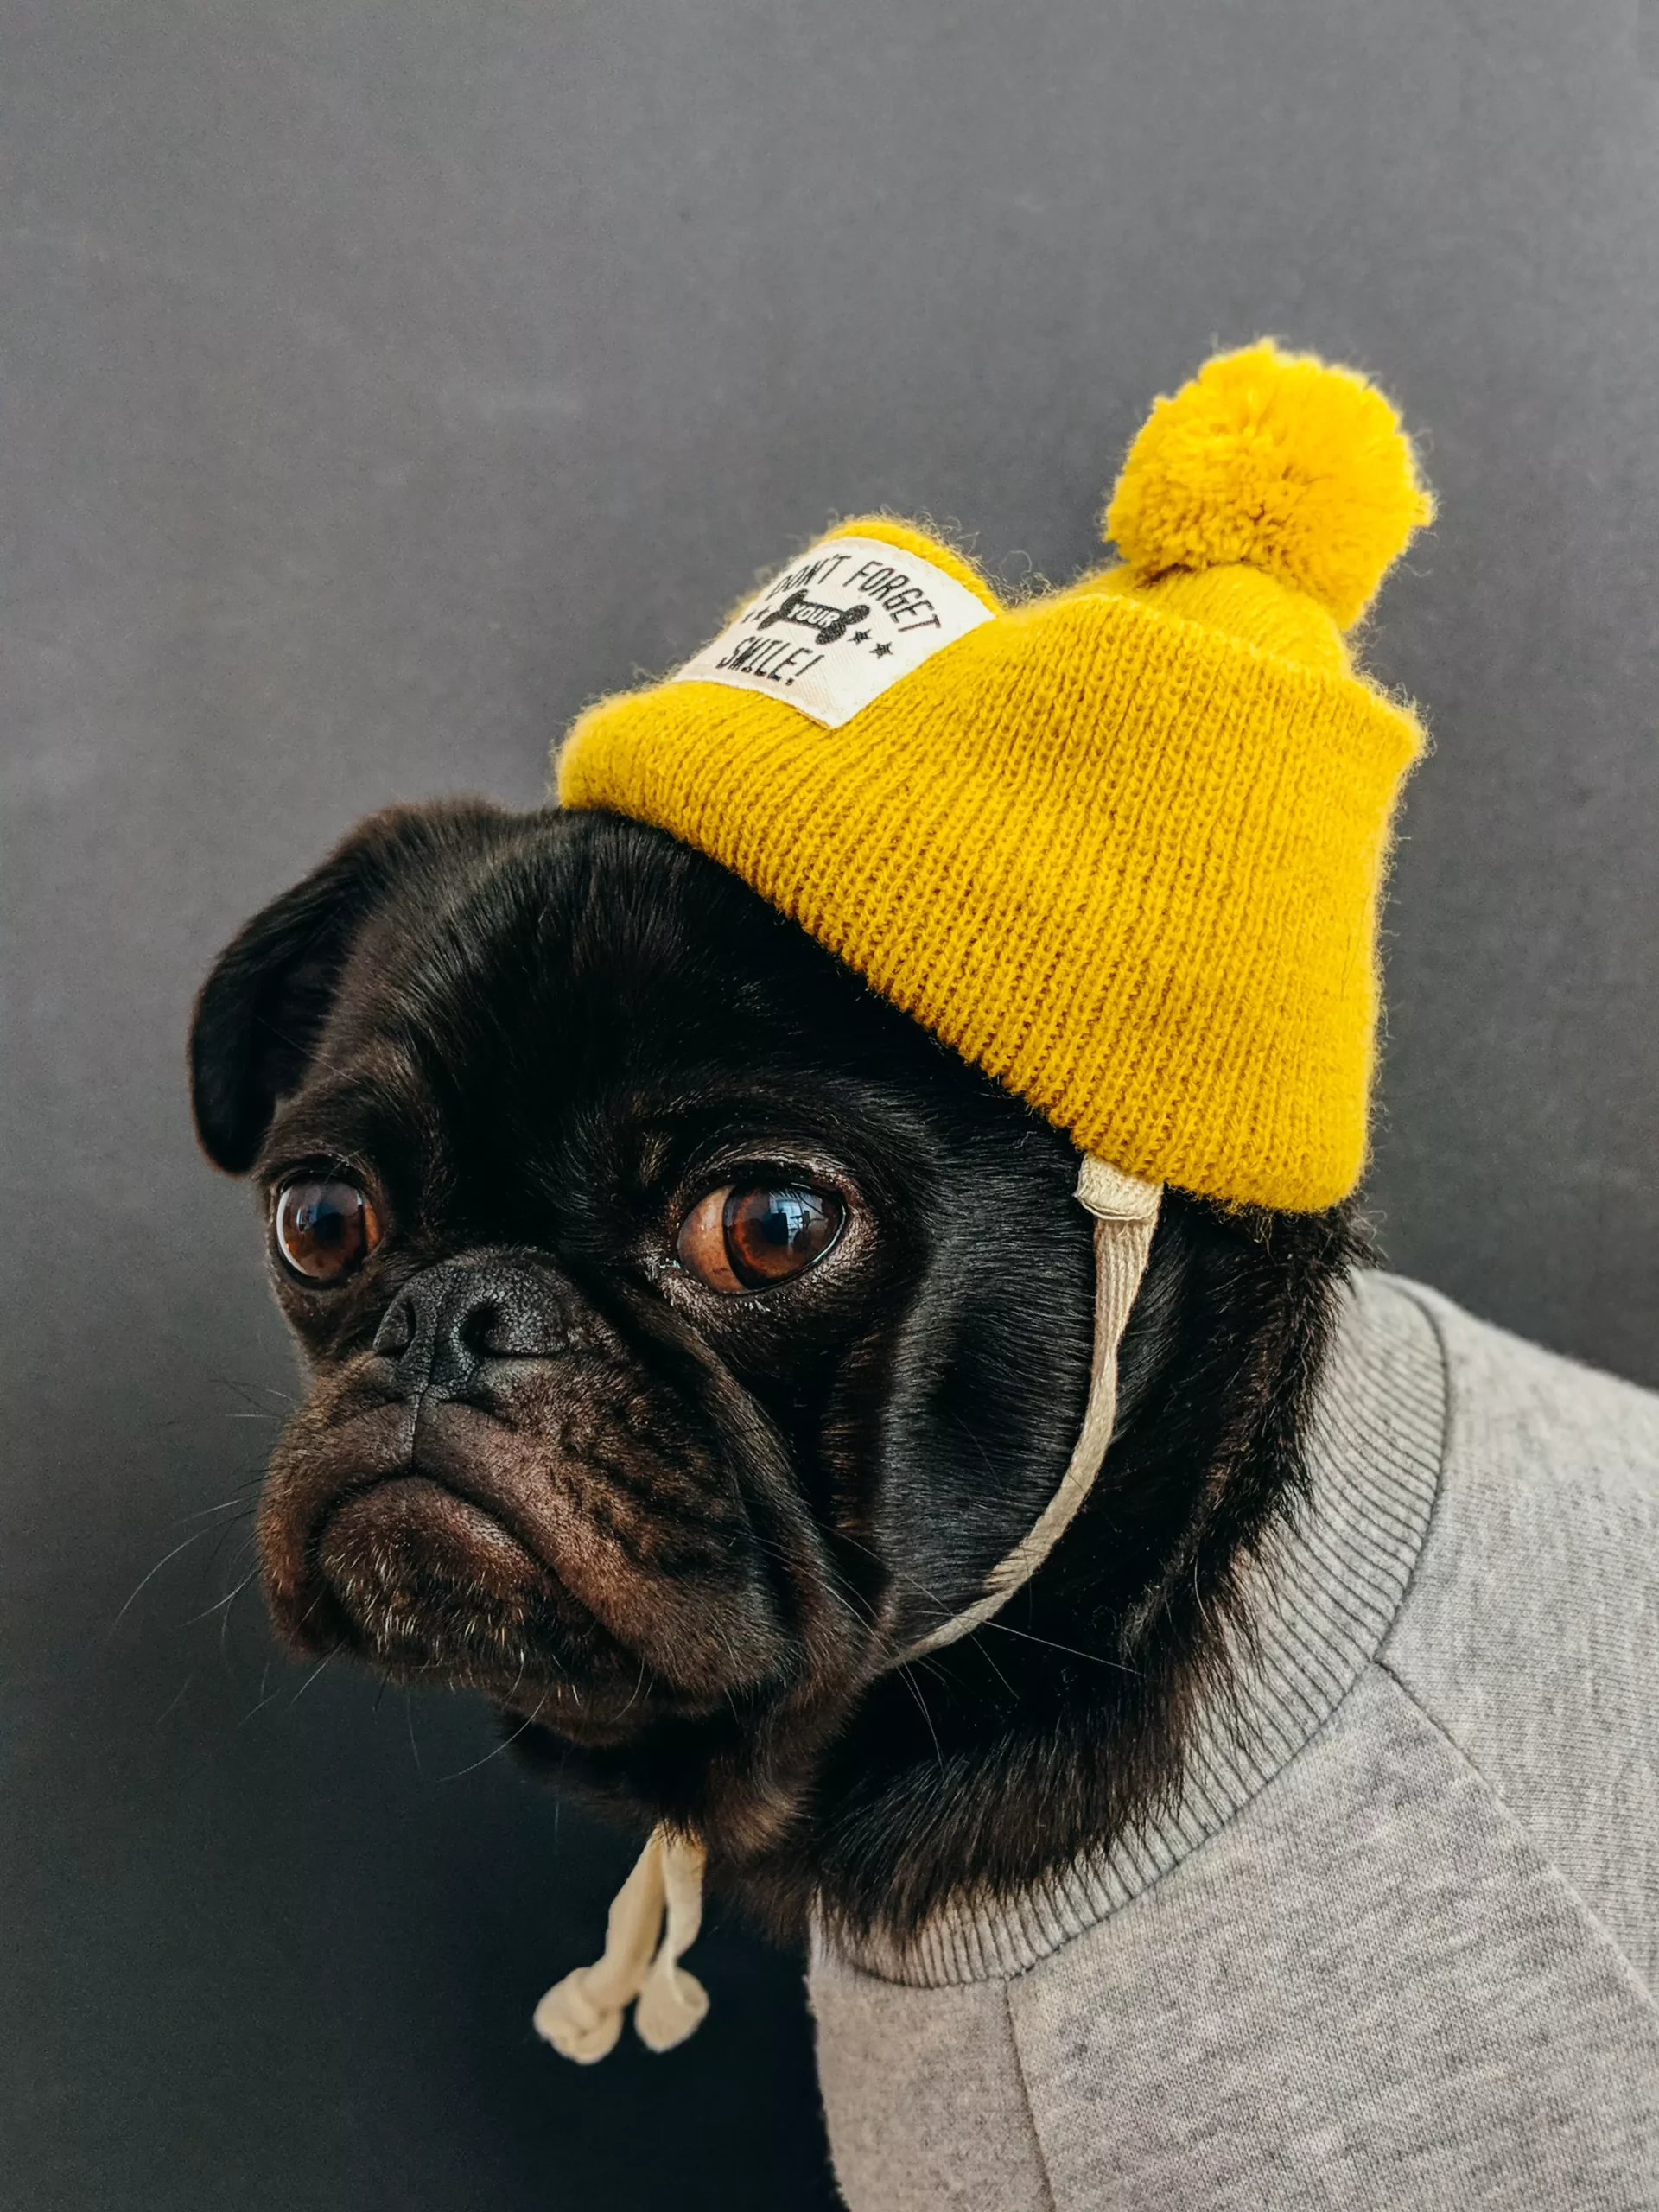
[528,1190,1363,1948]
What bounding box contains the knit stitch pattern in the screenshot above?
[556,345,1432,1211]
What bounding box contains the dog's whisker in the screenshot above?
[238,1662,285,1726]
[436,1691,551,1783]
[194,1525,258,1611]
[183,1564,261,1627]
[973,1619,1142,1675]
[159,1338,300,1418]
[836,1529,1143,1677]
[176,1490,261,1524]
[108,1525,222,1634]
[895,1662,946,1777]
[287,1652,336,1707]
[745,1523,902,1657]
[153,1672,195,1726]
[403,1688,426,1777]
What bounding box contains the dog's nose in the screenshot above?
[372,1260,569,1402]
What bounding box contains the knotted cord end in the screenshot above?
[533,1966,628,2065]
[533,1827,709,2064]
[633,1962,709,2052]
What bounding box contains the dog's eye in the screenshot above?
[273,1179,383,1285]
[677,1184,844,1294]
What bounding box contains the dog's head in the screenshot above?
[190,801,1105,1842]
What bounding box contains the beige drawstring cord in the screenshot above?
[903,1154,1161,1657]
[533,1827,709,2062]
[533,1154,1160,2061]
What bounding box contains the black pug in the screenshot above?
[190,799,1659,2211]
[188,331,1659,2204]
[190,798,1344,1949]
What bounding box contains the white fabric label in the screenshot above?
[669,533,995,728]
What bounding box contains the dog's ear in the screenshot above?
[189,799,516,1174]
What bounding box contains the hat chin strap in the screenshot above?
[901,1154,1162,1659]
[533,1154,1161,2063]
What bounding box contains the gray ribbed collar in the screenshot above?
[830,1269,1447,1988]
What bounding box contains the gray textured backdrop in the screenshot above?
[3,3,1656,2207]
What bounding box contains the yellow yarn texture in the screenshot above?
[556,341,1433,1211]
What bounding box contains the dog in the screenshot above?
[188,340,1659,2205]
[191,798,1339,1925]
[189,798,1659,2209]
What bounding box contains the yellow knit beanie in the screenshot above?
[555,341,1434,1211]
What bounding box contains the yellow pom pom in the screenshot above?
[1104,340,1435,631]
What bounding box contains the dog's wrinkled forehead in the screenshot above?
[264,809,950,1212]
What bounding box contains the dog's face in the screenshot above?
[192,803,1096,1834]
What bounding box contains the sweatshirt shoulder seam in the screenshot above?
[1373,1656,1657,2012]
[1001,1982,1060,2211]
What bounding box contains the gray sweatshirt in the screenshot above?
[810,1273,1659,2209]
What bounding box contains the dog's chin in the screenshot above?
[274,1492,727,1744]
[262,1480,741,1740]
[257,1389,802,1737]
[306,1472,560,1694]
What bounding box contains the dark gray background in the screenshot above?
[4,2,1656,2206]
